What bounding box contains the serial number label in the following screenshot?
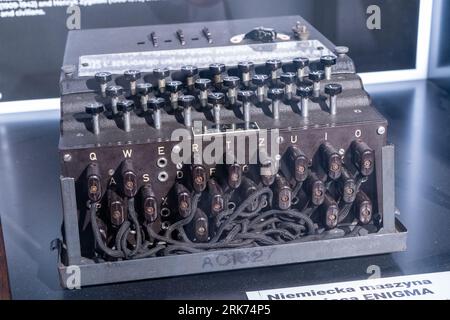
[202,248,276,269]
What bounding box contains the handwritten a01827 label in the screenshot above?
[247,271,450,300]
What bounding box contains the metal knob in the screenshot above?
[181,65,199,87]
[209,63,226,86]
[95,72,112,97]
[153,67,170,90]
[117,100,134,132]
[265,59,282,81]
[178,95,195,127]
[308,70,325,94]
[252,74,269,101]
[105,85,124,115]
[123,70,141,95]
[167,80,183,108]
[296,81,314,118]
[137,82,153,112]
[267,88,284,120]
[238,61,254,84]
[85,102,104,135]
[320,55,337,80]
[237,90,255,128]
[324,83,342,115]
[223,76,240,105]
[208,92,225,125]
[148,97,165,129]
[280,72,296,99]
[293,57,309,79]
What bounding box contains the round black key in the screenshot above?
[266,59,282,71]
[280,72,296,84]
[148,97,165,109]
[325,83,342,96]
[95,72,112,84]
[181,65,198,77]
[178,95,195,108]
[117,99,135,112]
[124,70,141,81]
[166,80,183,93]
[293,57,309,69]
[153,67,170,79]
[195,78,212,91]
[223,76,240,88]
[296,81,314,97]
[85,102,105,115]
[237,90,256,102]
[208,92,225,105]
[106,85,124,97]
[238,61,254,73]
[268,88,285,100]
[252,74,269,86]
[309,70,325,82]
[209,63,226,75]
[321,55,337,66]
[137,82,153,95]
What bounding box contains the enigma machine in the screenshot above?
[57,16,407,287]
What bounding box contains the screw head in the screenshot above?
[106,85,124,97]
[173,144,182,154]
[153,67,170,79]
[293,57,309,68]
[209,63,226,75]
[268,88,285,100]
[238,61,254,73]
[181,65,198,77]
[280,72,296,84]
[223,76,240,88]
[208,92,225,105]
[308,70,325,82]
[61,64,76,76]
[377,126,386,135]
[167,80,183,93]
[325,83,342,96]
[178,95,195,108]
[320,55,337,66]
[124,70,141,81]
[95,71,112,83]
[265,59,282,71]
[148,97,165,110]
[195,78,211,91]
[296,80,314,97]
[137,82,153,95]
[85,102,105,115]
[237,90,256,102]
[252,74,269,86]
[63,154,72,162]
[117,99,135,112]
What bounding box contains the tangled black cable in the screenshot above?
[90,169,370,259]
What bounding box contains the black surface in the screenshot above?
[438,0,450,67]
[0,0,420,102]
[1,79,450,299]
[429,0,450,92]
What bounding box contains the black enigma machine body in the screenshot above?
[57,16,407,287]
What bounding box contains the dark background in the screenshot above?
[0,0,420,102]
[429,0,450,92]
[437,0,450,66]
